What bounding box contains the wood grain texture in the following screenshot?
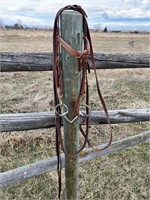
[61,11,82,200]
[0,130,149,188]
[1,52,149,72]
[0,109,149,132]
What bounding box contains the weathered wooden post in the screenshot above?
[60,11,82,199]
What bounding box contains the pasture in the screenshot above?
[0,29,150,200]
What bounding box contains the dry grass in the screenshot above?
[91,31,150,53]
[0,29,53,52]
[0,29,150,200]
[1,29,150,53]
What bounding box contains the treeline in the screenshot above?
[5,23,24,30]
[2,24,149,34]
[3,23,52,31]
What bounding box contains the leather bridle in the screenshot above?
[53,5,112,198]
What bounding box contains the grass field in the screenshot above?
[0,29,150,200]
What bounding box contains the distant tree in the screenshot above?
[103,27,108,32]
[14,23,19,27]
[14,20,23,29]
[14,23,19,29]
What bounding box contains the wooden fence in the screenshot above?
[0,52,150,188]
[1,52,149,72]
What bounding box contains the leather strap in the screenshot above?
[53,5,112,198]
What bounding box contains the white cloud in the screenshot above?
[123,0,150,10]
[115,8,149,19]
[1,0,150,30]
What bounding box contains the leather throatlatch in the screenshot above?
[53,5,112,199]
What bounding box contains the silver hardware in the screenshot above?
[55,104,91,124]
[55,103,68,116]
[64,115,78,124]
[79,104,91,118]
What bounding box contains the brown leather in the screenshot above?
[53,5,112,199]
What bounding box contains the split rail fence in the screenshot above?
[0,52,150,188]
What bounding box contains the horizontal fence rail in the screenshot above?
[1,52,149,72]
[0,109,149,132]
[0,130,149,188]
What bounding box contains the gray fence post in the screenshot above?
[60,11,82,199]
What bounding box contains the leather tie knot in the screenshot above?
[76,50,88,60]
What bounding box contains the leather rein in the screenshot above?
[53,5,112,198]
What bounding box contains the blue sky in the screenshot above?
[1,0,150,31]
